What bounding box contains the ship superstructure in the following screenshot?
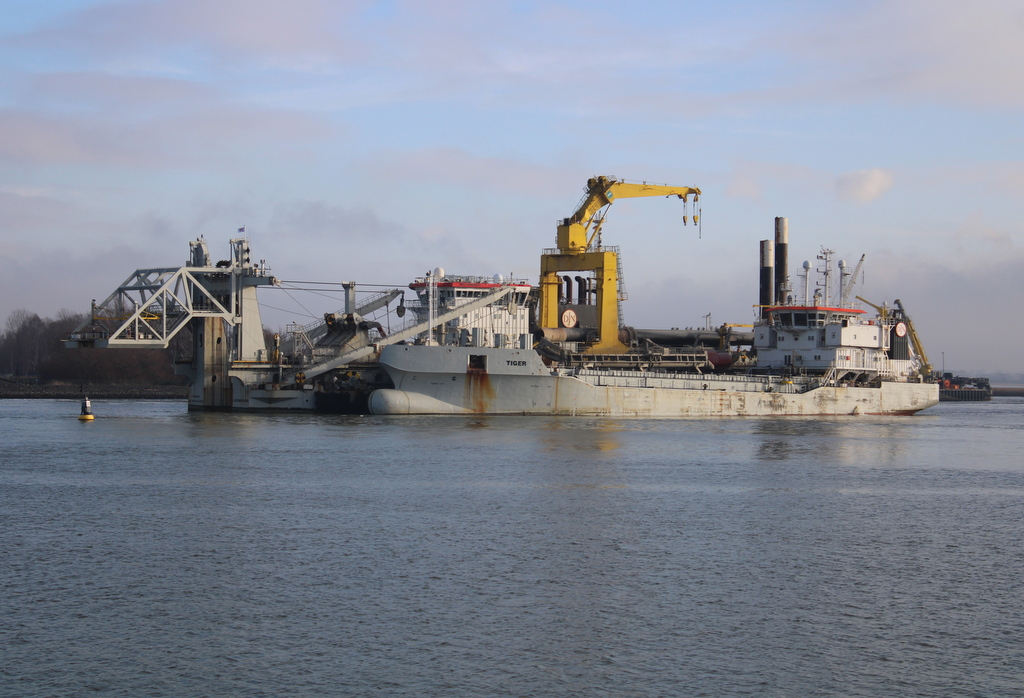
[405,271,532,349]
[753,251,923,387]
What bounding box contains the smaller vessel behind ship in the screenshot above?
[937,374,992,401]
[369,177,938,417]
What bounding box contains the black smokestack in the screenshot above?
[759,239,775,319]
[774,217,789,305]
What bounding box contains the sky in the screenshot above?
[1,0,1022,376]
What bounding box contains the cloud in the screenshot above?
[726,173,763,202]
[784,0,1024,108]
[7,0,371,72]
[867,248,1024,374]
[985,162,1024,198]
[360,147,573,197]
[23,71,215,114]
[949,216,1015,253]
[0,188,110,253]
[0,2,811,120]
[724,160,824,204]
[269,200,405,243]
[10,0,1023,121]
[0,111,105,165]
[836,168,894,203]
[0,101,333,170]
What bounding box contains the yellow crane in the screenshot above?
[540,176,701,353]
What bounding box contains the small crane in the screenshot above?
[839,254,866,306]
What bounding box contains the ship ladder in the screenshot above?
[616,253,629,328]
[822,366,838,387]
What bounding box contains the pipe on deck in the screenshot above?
[536,326,753,347]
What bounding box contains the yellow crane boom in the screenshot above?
[555,175,701,253]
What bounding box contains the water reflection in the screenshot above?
[750,417,917,467]
[535,418,622,453]
[394,414,625,452]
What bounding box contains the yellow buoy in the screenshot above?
[78,396,94,421]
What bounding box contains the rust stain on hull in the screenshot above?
[464,369,496,413]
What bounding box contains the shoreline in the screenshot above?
[0,382,188,400]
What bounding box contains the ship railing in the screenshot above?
[830,359,895,377]
[409,274,530,286]
[829,357,908,380]
[542,245,620,257]
[572,368,809,394]
[564,350,709,369]
[873,358,907,379]
[66,328,110,342]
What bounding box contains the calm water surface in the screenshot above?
[2,399,1023,697]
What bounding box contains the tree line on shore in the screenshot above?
[1,309,186,385]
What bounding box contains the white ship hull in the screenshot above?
[369,346,939,417]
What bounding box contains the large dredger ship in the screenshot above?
[368,176,938,416]
[64,177,937,416]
